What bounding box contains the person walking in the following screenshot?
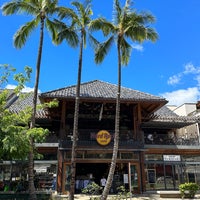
[100,176,107,191]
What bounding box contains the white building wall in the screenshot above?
[172,103,196,116]
[167,103,199,141]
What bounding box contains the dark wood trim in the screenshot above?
[59,100,66,139]
[57,150,63,193]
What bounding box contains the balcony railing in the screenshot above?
[58,129,143,150]
[144,134,200,146]
[40,130,200,148]
[59,139,143,150]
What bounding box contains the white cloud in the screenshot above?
[5,84,41,93]
[167,74,181,85]
[167,63,200,86]
[183,62,196,74]
[131,44,143,51]
[195,74,200,87]
[160,87,200,106]
[164,63,200,106]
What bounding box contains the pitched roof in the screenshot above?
[1,81,198,127]
[142,106,197,129]
[1,90,48,119]
[40,80,167,103]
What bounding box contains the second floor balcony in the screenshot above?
[36,129,200,150]
[59,129,143,150]
[144,133,200,147]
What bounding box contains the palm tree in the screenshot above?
[1,1,74,199]
[89,0,158,199]
[56,1,94,199]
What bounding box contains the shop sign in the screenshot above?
[96,130,111,146]
[163,155,181,162]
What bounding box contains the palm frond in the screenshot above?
[31,0,40,7]
[14,18,39,49]
[146,27,158,42]
[113,0,122,25]
[50,19,65,30]
[128,25,147,42]
[123,10,157,43]
[71,1,84,19]
[57,6,76,20]
[45,18,58,44]
[89,18,115,36]
[44,0,58,15]
[120,37,132,66]
[71,0,92,28]
[88,34,100,51]
[124,0,133,14]
[139,12,156,24]
[57,26,79,47]
[95,36,114,64]
[1,1,38,16]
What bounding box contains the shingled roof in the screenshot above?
[2,81,198,128]
[2,90,48,119]
[40,80,167,103]
[142,106,197,128]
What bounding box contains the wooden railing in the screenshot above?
[144,134,200,146]
[59,139,143,150]
[39,130,200,148]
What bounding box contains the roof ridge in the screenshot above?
[41,80,100,95]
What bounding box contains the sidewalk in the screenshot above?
[52,192,200,200]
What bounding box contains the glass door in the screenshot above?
[164,164,175,189]
[128,163,139,193]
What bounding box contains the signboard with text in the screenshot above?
[163,155,181,162]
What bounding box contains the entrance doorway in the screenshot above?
[76,163,109,184]
[75,163,132,194]
[63,162,140,194]
[75,163,109,193]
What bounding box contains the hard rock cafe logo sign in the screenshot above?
[96,130,111,146]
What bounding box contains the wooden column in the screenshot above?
[59,101,66,139]
[133,105,137,139]
[137,103,142,140]
[57,150,63,193]
[139,151,146,192]
[136,103,146,192]
[57,100,66,193]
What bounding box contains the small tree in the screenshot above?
[0,66,58,194]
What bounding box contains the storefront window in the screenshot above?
[182,155,200,162]
[145,154,162,161]
[34,161,57,190]
[145,154,200,191]
[65,151,138,160]
[0,161,28,192]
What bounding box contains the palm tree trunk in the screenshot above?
[101,38,121,200]
[69,31,84,200]
[29,18,44,200]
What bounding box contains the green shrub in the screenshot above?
[81,182,102,198]
[116,185,131,199]
[179,182,199,198]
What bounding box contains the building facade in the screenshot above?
[1,80,200,194]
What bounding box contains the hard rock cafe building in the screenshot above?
[1,80,200,194]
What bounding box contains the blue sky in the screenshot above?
[1,0,200,106]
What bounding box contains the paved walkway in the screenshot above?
[52,192,200,200]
